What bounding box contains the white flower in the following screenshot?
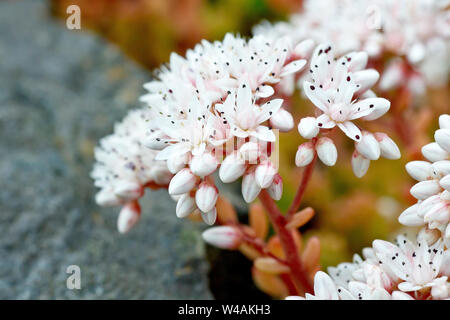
[400,114,450,241]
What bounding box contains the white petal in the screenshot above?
[270,108,294,132]
[313,271,339,300]
[316,113,336,129]
[338,121,362,141]
[294,39,315,58]
[399,204,425,226]
[255,84,274,99]
[353,69,379,94]
[253,126,276,142]
[303,81,329,112]
[351,98,390,121]
[439,114,450,129]
[280,59,307,77]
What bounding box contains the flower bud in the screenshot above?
[422,142,448,162]
[374,133,401,160]
[406,161,433,181]
[295,142,315,167]
[239,142,260,164]
[270,108,294,132]
[176,193,196,218]
[298,117,319,139]
[316,137,337,166]
[356,132,380,160]
[399,204,425,226]
[432,160,450,178]
[435,129,450,153]
[417,227,441,245]
[166,153,188,174]
[242,171,262,203]
[410,180,442,200]
[351,150,370,178]
[195,181,219,213]
[201,207,217,225]
[190,152,218,177]
[255,161,277,189]
[202,226,243,249]
[168,168,197,195]
[117,201,141,234]
[219,152,246,183]
[114,181,143,201]
[268,174,283,201]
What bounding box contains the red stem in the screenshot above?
[286,145,317,219]
[258,189,313,294]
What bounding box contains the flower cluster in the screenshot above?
[91,109,172,233]
[287,114,450,300]
[400,114,450,246]
[138,33,312,224]
[288,234,449,300]
[295,45,400,176]
[254,0,450,91]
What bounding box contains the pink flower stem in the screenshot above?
[286,146,317,219]
[258,189,313,294]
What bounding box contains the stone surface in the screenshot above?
[0,0,211,299]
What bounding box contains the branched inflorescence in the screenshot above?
[91,0,449,299]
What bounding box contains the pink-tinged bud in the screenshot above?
[410,180,442,200]
[374,133,401,160]
[242,171,262,203]
[166,153,188,174]
[176,193,196,218]
[424,202,449,224]
[114,181,143,201]
[406,161,433,181]
[398,204,424,226]
[239,142,260,164]
[435,129,450,153]
[295,142,315,167]
[117,201,141,234]
[422,142,448,162]
[440,174,450,190]
[202,226,243,249]
[95,189,121,207]
[294,39,315,58]
[190,152,218,177]
[201,208,217,225]
[195,181,218,213]
[219,152,246,183]
[268,174,283,201]
[255,161,277,189]
[168,168,197,195]
[351,150,370,178]
[355,132,380,160]
[298,117,319,139]
[270,108,294,132]
[316,137,337,166]
[439,114,450,129]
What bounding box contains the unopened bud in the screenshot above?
[298,117,319,139]
[351,150,370,178]
[195,181,219,213]
[168,168,197,195]
[219,152,246,183]
[374,133,401,160]
[190,152,218,177]
[316,137,337,166]
[242,171,262,203]
[176,193,196,218]
[117,201,141,234]
[268,174,283,201]
[295,142,315,167]
[270,108,294,132]
[255,161,277,189]
[202,226,242,249]
[355,132,380,160]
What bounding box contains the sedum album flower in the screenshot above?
[296,45,399,175]
[91,109,172,232]
[400,114,450,243]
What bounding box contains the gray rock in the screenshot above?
[0,0,211,299]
